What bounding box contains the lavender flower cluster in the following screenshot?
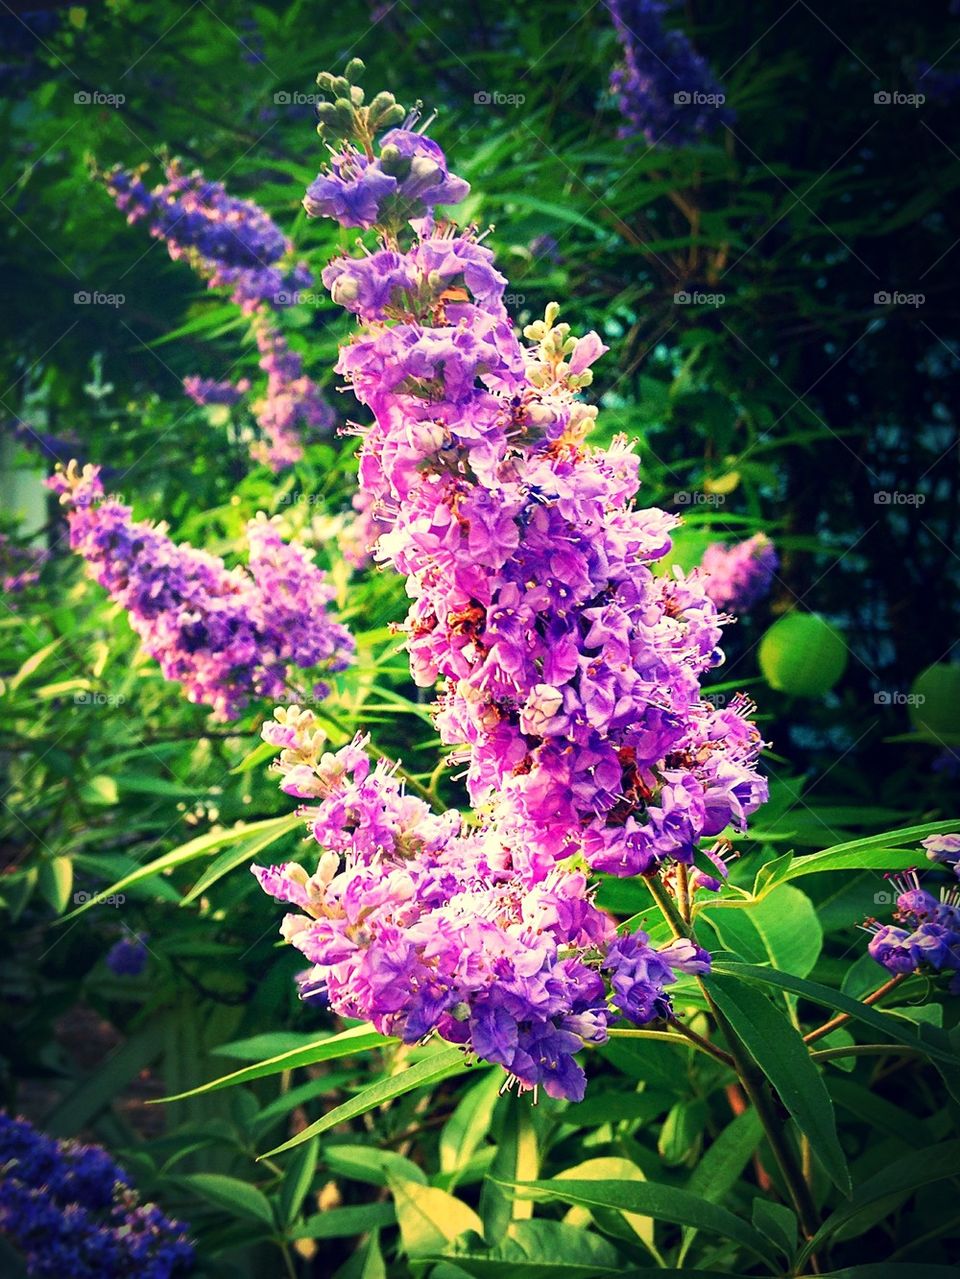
[607,0,733,145]
[255,66,765,1100]
[255,710,709,1101]
[864,835,960,989]
[48,462,352,720]
[0,1112,193,1279]
[103,162,333,469]
[700,533,778,613]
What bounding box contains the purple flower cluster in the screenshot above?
[104,161,309,313]
[0,1112,193,1279]
[607,0,733,145]
[254,711,710,1100]
[47,462,352,720]
[182,375,250,407]
[864,844,960,990]
[0,533,47,593]
[700,533,778,613]
[103,162,332,469]
[306,110,766,883]
[305,120,470,231]
[249,312,335,470]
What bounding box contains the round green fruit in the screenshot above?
[758,612,848,698]
[909,663,960,740]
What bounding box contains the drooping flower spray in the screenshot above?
[255,62,766,1098]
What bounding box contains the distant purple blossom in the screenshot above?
[105,934,149,976]
[607,0,733,145]
[47,462,352,720]
[0,534,47,594]
[0,1112,194,1279]
[182,375,250,407]
[700,533,778,613]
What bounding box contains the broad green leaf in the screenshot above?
[387,1175,482,1256]
[279,1136,319,1227]
[707,975,850,1195]
[181,1173,275,1228]
[798,1140,960,1265]
[699,884,822,977]
[481,1091,539,1243]
[261,1047,472,1157]
[324,1145,426,1187]
[296,1202,397,1239]
[440,1068,501,1179]
[712,961,958,1065]
[37,856,73,914]
[59,813,303,921]
[658,1099,707,1166]
[435,1220,626,1278]
[678,1109,763,1263]
[500,1178,776,1263]
[331,1231,386,1279]
[751,1199,796,1259]
[557,1158,653,1246]
[157,1024,396,1102]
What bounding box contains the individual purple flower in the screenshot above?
[47,463,352,720]
[105,934,149,976]
[863,853,960,983]
[0,1112,194,1278]
[923,832,960,875]
[607,0,734,146]
[699,533,778,613]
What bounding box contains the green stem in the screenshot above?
[643,872,691,939]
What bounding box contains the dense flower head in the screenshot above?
[254,711,709,1100]
[313,155,766,878]
[607,0,734,145]
[700,533,778,613]
[864,862,960,990]
[0,1112,194,1278]
[47,462,352,719]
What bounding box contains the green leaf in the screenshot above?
[700,884,822,977]
[440,1068,501,1180]
[556,1158,654,1246]
[712,961,958,1065]
[435,1220,626,1278]
[678,1109,763,1263]
[658,1099,707,1166]
[481,1090,539,1243]
[279,1136,319,1227]
[500,1178,776,1263]
[323,1145,426,1188]
[707,974,850,1195]
[10,638,63,690]
[181,820,303,904]
[754,821,960,893]
[157,1024,396,1102]
[44,1022,165,1135]
[260,1047,472,1158]
[296,1202,396,1239]
[798,1141,960,1265]
[387,1174,482,1257]
[37,856,73,914]
[751,1199,797,1259]
[180,1173,275,1228]
[59,813,303,921]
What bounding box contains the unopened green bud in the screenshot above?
[333,76,350,97]
[315,71,337,93]
[344,57,365,82]
[544,301,560,327]
[350,85,364,106]
[378,143,409,177]
[315,102,341,127]
[380,103,406,128]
